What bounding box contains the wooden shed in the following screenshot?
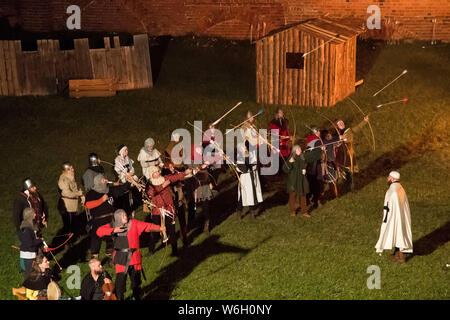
[0,34,152,96]
[256,18,362,107]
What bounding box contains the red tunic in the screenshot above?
[97,219,160,273]
[269,119,291,157]
[146,172,185,218]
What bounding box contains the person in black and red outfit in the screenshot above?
[85,174,132,262]
[97,209,164,300]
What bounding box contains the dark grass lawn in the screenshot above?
[0,37,449,299]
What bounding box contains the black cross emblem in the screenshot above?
[383,202,389,223]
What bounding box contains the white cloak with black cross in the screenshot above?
[375,182,413,253]
[236,163,263,207]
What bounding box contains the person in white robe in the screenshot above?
[114,145,138,183]
[375,171,413,263]
[236,142,263,219]
[137,138,164,180]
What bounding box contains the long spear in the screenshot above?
[212,101,243,127]
[373,69,408,97]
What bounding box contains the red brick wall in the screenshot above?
[3,0,450,41]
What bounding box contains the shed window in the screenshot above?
[286,52,304,69]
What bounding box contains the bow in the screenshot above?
[286,106,297,146]
[347,97,376,152]
[187,121,242,187]
[43,233,74,253]
[304,123,338,197]
[313,110,352,195]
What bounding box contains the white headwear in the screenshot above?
[389,171,400,180]
[171,133,180,142]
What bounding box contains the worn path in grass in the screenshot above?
[0,38,449,299]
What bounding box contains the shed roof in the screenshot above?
[257,18,363,44]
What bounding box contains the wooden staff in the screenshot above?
[212,101,242,127]
[225,109,263,135]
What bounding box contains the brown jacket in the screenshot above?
[58,172,83,212]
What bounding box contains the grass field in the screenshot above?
[0,36,449,300]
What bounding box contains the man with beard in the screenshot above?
[97,209,164,300]
[80,258,113,300]
[85,174,132,262]
[58,162,84,242]
[375,171,413,263]
[137,138,164,181]
[145,166,193,256]
[82,153,105,192]
[12,178,48,234]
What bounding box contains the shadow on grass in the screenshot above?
[341,130,442,197]
[142,234,252,300]
[407,220,450,261]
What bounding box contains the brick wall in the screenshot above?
[2,0,449,41]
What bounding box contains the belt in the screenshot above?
[93,213,113,220]
[115,248,136,253]
[62,196,79,200]
[115,248,137,273]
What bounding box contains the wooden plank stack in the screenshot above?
[69,78,117,98]
[0,34,153,97]
[255,18,362,107]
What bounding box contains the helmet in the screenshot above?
[89,153,99,167]
[23,178,35,190]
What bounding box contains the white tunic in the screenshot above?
[114,155,136,183]
[375,182,413,253]
[237,164,263,207]
[137,148,163,180]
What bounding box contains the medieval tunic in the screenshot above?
[114,154,137,184]
[58,172,83,213]
[239,123,259,149]
[283,149,322,196]
[12,191,47,232]
[82,165,105,192]
[375,182,413,253]
[269,117,291,158]
[145,172,186,253]
[335,119,368,173]
[85,183,131,255]
[237,154,263,207]
[97,219,160,273]
[137,148,163,180]
[283,149,322,215]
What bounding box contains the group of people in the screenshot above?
[12,107,413,300]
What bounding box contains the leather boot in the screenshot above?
[397,251,406,263]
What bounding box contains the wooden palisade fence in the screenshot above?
[0,34,152,96]
[256,18,362,107]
